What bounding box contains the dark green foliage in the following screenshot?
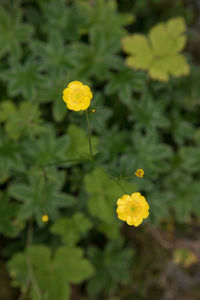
[0,0,199,299]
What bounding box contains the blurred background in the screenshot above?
[0,0,200,299]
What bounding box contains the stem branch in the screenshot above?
[85,110,93,159]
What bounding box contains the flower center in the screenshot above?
[130,206,136,212]
[75,92,81,100]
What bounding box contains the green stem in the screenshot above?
[25,220,42,299]
[97,164,127,194]
[85,110,93,159]
[114,178,127,194]
[41,158,84,168]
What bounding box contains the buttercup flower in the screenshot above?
[135,169,144,178]
[63,81,93,111]
[42,214,49,222]
[116,192,149,227]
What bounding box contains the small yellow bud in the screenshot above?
[42,214,49,223]
[92,108,96,113]
[135,169,144,178]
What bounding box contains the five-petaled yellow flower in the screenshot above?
[42,214,49,223]
[135,169,144,178]
[63,81,93,111]
[116,192,149,227]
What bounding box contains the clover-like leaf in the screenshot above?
[122,17,190,81]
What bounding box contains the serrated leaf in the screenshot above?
[0,7,33,59]
[0,192,20,237]
[51,213,92,246]
[8,168,76,223]
[8,245,94,300]
[122,17,190,82]
[0,101,43,140]
[84,167,137,224]
[0,129,24,180]
[87,242,134,297]
[0,57,45,100]
[66,124,98,159]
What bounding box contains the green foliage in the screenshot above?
[0,0,199,299]
[0,100,43,140]
[84,167,137,239]
[0,129,24,181]
[87,242,134,297]
[8,168,76,224]
[67,124,98,159]
[0,192,20,237]
[0,57,45,100]
[122,17,190,81]
[51,213,92,246]
[8,245,94,300]
[0,6,33,58]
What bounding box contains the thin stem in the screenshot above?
[85,110,93,159]
[97,164,127,194]
[41,158,84,168]
[114,178,127,194]
[23,220,42,299]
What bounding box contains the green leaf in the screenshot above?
[22,126,70,166]
[0,192,20,237]
[8,168,76,223]
[122,17,190,81]
[0,101,43,140]
[105,65,146,106]
[87,242,134,297]
[0,129,24,180]
[0,7,33,59]
[51,213,92,246]
[31,31,75,73]
[8,245,94,300]
[164,172,200,222]
[84,167,137,224]
[129,91,170,130]
[119,131,172,179]
[66,124,98,159]
[0,57,45,100]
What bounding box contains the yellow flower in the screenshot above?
[42,214,49,223]
[116,192,149,226]
[135,168,144,178]
[63,81,93,111]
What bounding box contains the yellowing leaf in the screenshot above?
[122,17,190,82]
[173,248,198,268]
[123,34,154,69]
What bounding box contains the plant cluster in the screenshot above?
[0,0,199,299]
